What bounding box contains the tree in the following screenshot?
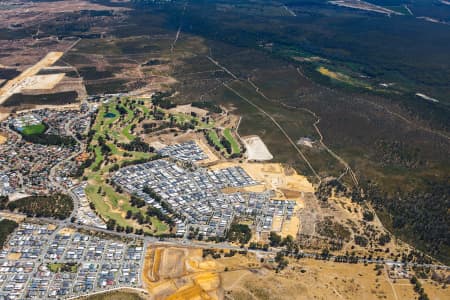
[363,210,374,222]
[269,231,282,247]
[106,219,116,230]
[226,223,252,244]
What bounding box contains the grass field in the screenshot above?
[48,263,78,273]
[207,130,224,150]
[223,128,240,155]
[21,123,46,135]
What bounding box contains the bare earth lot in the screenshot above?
[0,52,63,105]
[242,135,273,161]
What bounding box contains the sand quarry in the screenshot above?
[143,247,223,300]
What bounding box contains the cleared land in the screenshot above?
[142,246,266,300]
[211,162,313,238]
[242,135,273,161]
[20,73,65,92]
[0,52,63,105]
[222,258,448,300]
[143,247,223,300]
[0,132,6,144]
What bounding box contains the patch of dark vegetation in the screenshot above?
[7,194,73,220]
[375,139,422,169]
[79,66,115,80]
[142,186,178,226]
[226,223,252,244]
[141,59,167,66]
[21,132,77,147]
[0,28,29,40]
[370,181,450,263]
[2,92,78,107]
[64,71,80,78]
[317,217,351,242]
[86,79,128,95]
[118,137,154,152]
[315,178,348,201]
[0,68,20,80]
[191,101,223,113]
[151,91,176,109]
[354,235,369,247]
[0,218,18,250]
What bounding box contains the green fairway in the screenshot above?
[223,128,240,154]
[21,123,46,135]
[151,217,168,233]
[122,123,135,141]
[90,145,104,170]
[207,130,224,150]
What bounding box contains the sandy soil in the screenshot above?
[210,162,315,197]
[0,211,26,223]
[0,112,8,122]
[168,104,209,118]
[141,246,449,300]
[422,279,449,300]
[242,135,273,161]
[0,51,63,105]
[0,133,6,144]
[143,247,223,300]
[222,258,432,300]
[20,73,65,92]
[211,162,317,238]
[59,228,76,236]
[7,253,22,260]
[149,141,167,151]
[197,139,220,165]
